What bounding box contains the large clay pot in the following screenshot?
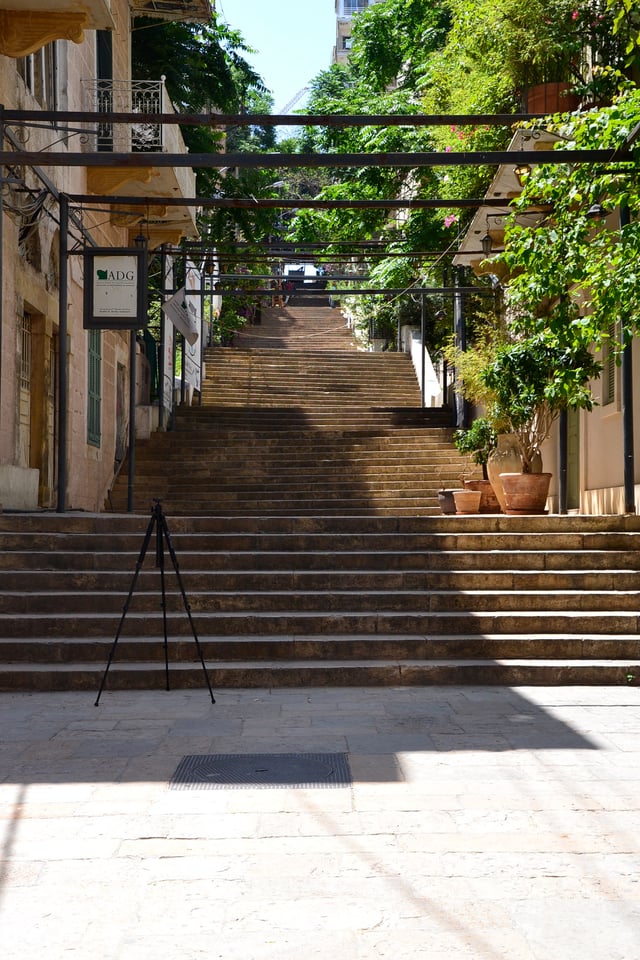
[453,489,482,514]
[463,478,502,514]
[486,433,522,513]
[525,82,581,114]
[499,472,552,515]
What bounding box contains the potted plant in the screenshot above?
[452,486,483,514]
[480,333,600,513]
[452,419,502,513]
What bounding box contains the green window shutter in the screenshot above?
[87,329,102,446]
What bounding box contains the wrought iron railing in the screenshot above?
[82,78,170,152]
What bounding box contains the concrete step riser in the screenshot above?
[3,610,640,638]
[2,636,639,663]
[0,662,637,693]
[3,590,640,615]
[3,550,640,572]
[3,570,639,591]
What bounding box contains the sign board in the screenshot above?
[161,255,175,414]
[83,248,148,330]
[161,284,199,345]
[183,263,202,391]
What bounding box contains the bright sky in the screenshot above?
[216,0,336,112]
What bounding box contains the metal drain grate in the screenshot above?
[170,752,352,790]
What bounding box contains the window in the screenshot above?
[342,36,353,50]
[343,1,371,14]
[602,323,616,407]
[17,42,57,109]
[20,312,32,392]
[87,329,102,447]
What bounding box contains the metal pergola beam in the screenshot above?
[0,110,579,127]
[70,194,520,210]
[210,287,496,297]
[0,149,622,169]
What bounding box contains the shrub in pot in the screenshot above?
[481,332,600,473]
[453,418,502,513]
[453,418,496,480]
[480,333,601,512]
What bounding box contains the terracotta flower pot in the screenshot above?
[486,433,522,513]
[452,489,482,515]
[525,82,581,114]
[462,478,502,514]
[499,472,552,515]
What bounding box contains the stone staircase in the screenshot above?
[108,299,464,516]
[1,299,639,692]
[1,512,640,691]
[232,294,360,351]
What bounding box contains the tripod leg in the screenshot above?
[95,512,156,706]
[160,513,216,704]
[156,516,170,692]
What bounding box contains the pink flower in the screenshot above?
[444,214,458,228]
[445,145,452,153]
[572,9,579,19]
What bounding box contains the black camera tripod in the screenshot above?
[95,500,215,706]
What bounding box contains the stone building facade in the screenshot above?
[0,0,204,511]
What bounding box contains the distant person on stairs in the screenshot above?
[284,279,294,304]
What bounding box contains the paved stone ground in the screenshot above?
[1,685,640,959]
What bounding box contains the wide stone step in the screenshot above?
[0,658,638,692]
[3,608,640,638]
[3,588,640,616]
[3,568,639,591]
[2,633,640,663]
[5,547,639,574]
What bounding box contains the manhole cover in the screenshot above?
[170,752,352,790]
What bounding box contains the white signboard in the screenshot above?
[93,255,138,317]
[161,255,175,413]
[183,263,202,391]
[83,248,147,329]
[161,286,199,345]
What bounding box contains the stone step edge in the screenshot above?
[1,658,639,672]
[3,633,640,644]
[0,660,638,691]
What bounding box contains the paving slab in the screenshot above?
[1,685,640,959]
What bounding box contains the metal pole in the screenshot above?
[621,201,635,513]
[199,260,205,406]
[0,110,4,424]
[558,408,568,514]
[158,246,168,430]
[56,195,69,512]
[453,268,468,428]
[127,330,136,512]
[420,293,426,408]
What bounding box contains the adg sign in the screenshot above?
[83,248,148,330]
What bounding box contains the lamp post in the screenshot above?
[127,231,148,513]
[56,195,69,512]
[619,201,635,514]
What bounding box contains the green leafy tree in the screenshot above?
[132,13,282,246]
[496,87,640,351]
[131,15,265,112]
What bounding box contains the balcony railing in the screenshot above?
[82,78,172,153]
